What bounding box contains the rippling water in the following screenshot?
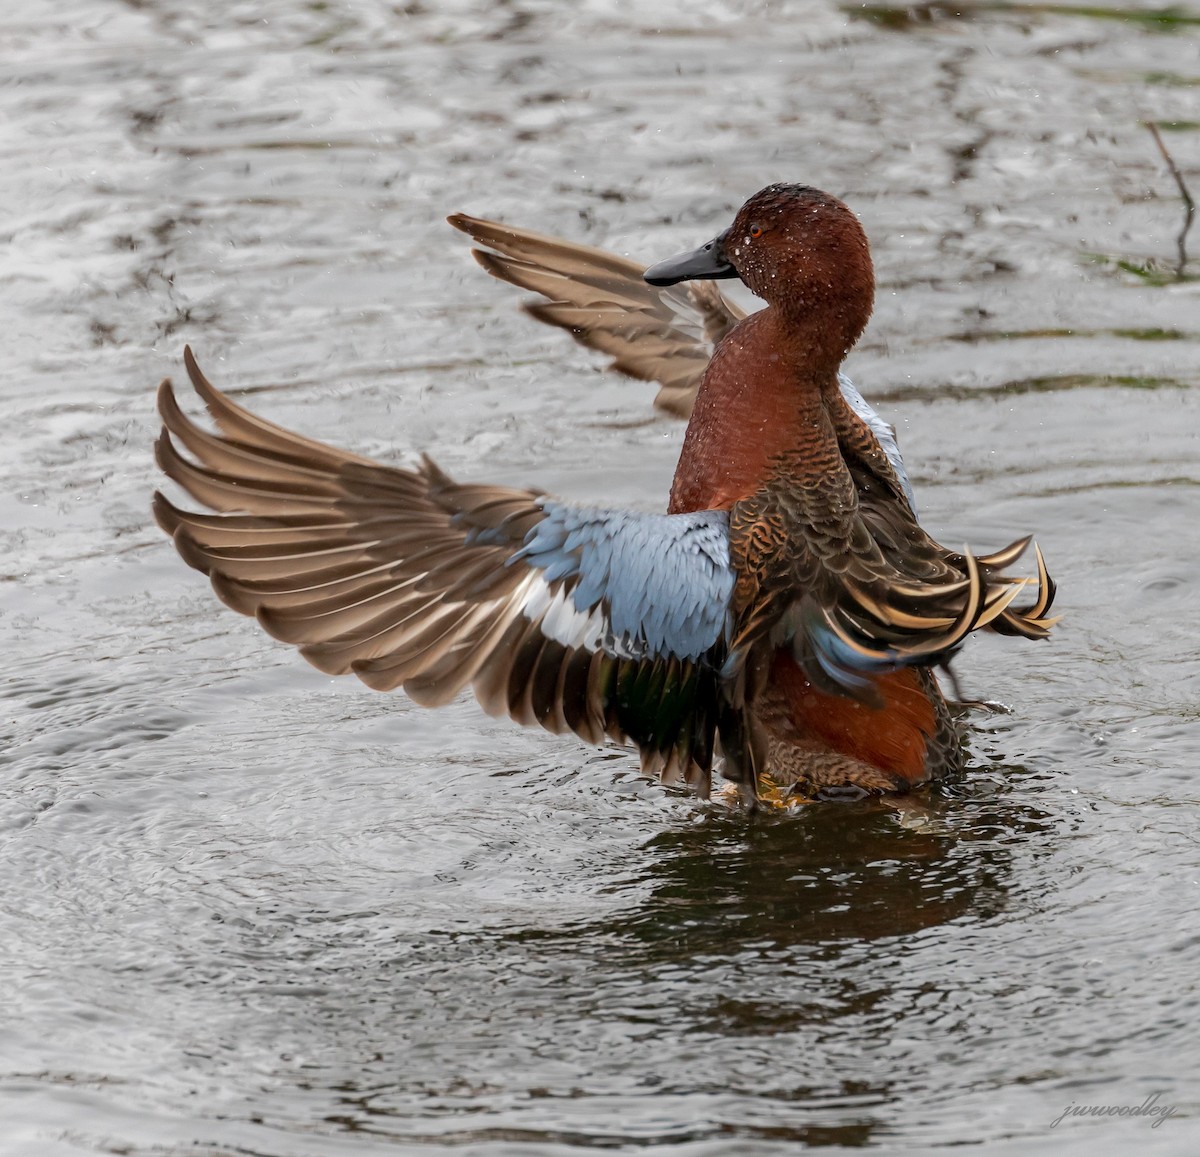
[2,1,1199,1153]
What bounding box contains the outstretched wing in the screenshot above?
[448,213,742,417]
[154,348,735,791]
[448,213,917,508]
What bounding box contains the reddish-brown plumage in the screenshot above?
[668,186,875,516]
[668,184,940,788]
[768,653,936,784]
[667,311,828,513]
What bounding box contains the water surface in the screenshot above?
[2,1,1199,1153]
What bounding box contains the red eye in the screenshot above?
[750,225,762,238]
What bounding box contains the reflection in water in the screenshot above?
[291,776,1056,1149]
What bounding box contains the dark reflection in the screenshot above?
[318,1111,881,1151]
[589,778,1056,958]
[304,770,1058,1149]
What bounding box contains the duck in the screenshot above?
[154,183,1057,807]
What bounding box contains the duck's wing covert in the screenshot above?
[724,474,1057,705]
[154,349,735,789]
[448,213,744,417]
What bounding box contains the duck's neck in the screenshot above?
[668,308,846,515]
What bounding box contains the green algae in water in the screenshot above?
[949,327,1192,342]
[1085,252,1199,285]
[849,2,1200,30]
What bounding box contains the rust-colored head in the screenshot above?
[645,183,876,359]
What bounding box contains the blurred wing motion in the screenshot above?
[154,348,735,790]
[448,213,916,508]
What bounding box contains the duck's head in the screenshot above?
[645,183,875,354]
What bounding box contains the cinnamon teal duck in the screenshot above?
[154,183,1057,807]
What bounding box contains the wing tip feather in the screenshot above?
[151,489,182,536]
[171,526,217,577]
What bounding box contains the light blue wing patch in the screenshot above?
[837,373,916,513]
[514,503,734,663]
[807,610,902,691]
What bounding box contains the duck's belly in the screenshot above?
[751,652,958,795]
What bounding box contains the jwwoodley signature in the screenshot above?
[1051,1092,1177,1129]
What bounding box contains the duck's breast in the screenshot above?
[668,312,826,515]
